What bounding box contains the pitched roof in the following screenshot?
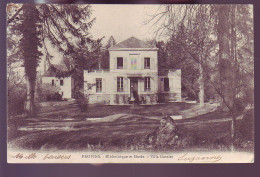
[42,64,70,77]
[52,64,68,71]
[109,37,156,50]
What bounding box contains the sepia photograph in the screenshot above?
[6,4,254,163]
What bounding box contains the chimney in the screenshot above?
[110,40,114,48]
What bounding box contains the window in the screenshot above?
[117,57,123,69]
[130,55,138,69]
[52,79,55,86]
[164,78,169,91]
[96,78,102,92]
[60,79,64,86]
[144,57,150,69]
[144,77,151,91]
[117,77,124,92]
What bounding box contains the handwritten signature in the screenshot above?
[11,153,71,160]
[178,153,222,163]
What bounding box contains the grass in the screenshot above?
[7,101,254,152]
[36,101,194,119]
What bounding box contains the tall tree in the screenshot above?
[216,5,253,149]
[7,4,97,115]
[150,5,214,105]
[101,36,117,69]
[148,4,254,150]
[9,5,43,116]
[156,41,168,70]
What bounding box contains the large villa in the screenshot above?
[42,37,181,105]
[83,37,181,105]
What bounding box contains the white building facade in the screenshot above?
[41,76,72,99]
[41,64,73,99]
[84,37,181,105]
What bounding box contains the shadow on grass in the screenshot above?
[8,111,254,152]
[8,102,254,152]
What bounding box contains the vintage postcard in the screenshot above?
[7,4,254,163]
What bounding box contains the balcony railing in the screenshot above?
[85,69,110,73]
[84,69,179,75]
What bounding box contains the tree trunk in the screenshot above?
[98,56,101,70]
[230,116,236,151]
[72,67,85,98]
[25,77,36,117]
[217,5,236,150]
[199,63,204,106]
[230,5,238,151]
[217,6,233,108]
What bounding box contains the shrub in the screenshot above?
[238,109,254,141]
[8,86,27,116]
[37,83,61,101]
[186,92,198,101]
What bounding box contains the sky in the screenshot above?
[89,4,160,44]
[42,4,161,65]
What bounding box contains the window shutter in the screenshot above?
[114,57,117,69]
[149,57,153,69]
[153,58,156,69]
[91,77,96,93]
[137,55,140,69]
[160,78,164,91]
[150,77,154,91]
[123,57,127,69]
[123,77,128,92]
[140,78,144,92]
[102,78,106,93]
[141,57,144,69]
[114,77,117,93]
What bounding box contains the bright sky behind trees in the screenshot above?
[90,4,160,43]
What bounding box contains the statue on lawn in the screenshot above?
[146,116,180,149]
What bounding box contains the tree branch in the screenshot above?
[7,6,23,24]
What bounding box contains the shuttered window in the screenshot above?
[117,57,123,69]
[164,78,169,91]
[117,77,124,92]
[144,77,151,91]
[144,57,150,69]
[96,78,102,92]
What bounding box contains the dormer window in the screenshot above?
[117,57,123,69]
[144,57,150,69]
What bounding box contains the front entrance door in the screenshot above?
[130,78,138,100]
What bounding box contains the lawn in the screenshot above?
[37,101,195,119]
[7,101,254,152]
